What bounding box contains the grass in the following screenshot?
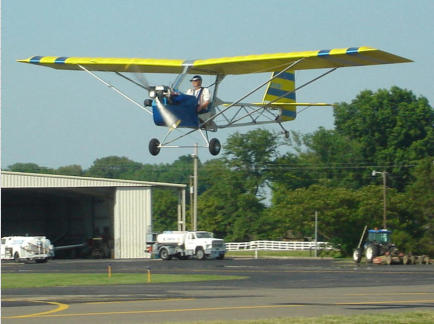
[181,311,434,324]
[1,273,247,289]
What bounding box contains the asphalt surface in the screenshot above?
[2,257,434,323]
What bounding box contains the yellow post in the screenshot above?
[147,269,151,283]
[108,265,112,278]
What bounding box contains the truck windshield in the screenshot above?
[195,232,212,238]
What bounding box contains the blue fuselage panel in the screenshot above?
[152,94,199,128]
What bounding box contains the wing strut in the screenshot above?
[77,65,152,115]
[217,67,338,128]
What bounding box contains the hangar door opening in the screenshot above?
[1,187,115,258]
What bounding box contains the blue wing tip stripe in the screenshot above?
[318,50,330,57]
[318,47,360,57]
[30,56,43,63]
[55,57,69,64]
[28,56,69,64]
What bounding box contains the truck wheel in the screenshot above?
[195,248,205,260]
[365,245,377,263]
[159,248,171,260]
[14,252,20,263]
[353,248,362,263]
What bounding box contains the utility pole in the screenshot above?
[314,211,318,257]
[372,170,387,229]
[189,175,194,230]
[192,144,198,231]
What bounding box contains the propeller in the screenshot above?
[122,64,181,130]
[155,96,181,130]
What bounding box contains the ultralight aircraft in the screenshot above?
[18,47,411,155]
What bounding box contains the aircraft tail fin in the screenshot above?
[263,70,296,121]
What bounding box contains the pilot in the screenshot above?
[186,75,211,113]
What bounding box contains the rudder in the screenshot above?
[263,70,296,121]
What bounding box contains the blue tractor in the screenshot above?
[353,228,398,264]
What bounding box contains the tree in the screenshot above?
[224,129,280,197]
[268,183,422,255]
[198,159,265,241]
[405,158,434,254]
[152,188,179,232]
[55,165,83,176]
[334,87,433,190]
[86,156,142,179]
[7,162,54,174]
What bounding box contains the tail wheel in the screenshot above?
[209,138,221,156]
[149,138,161,156]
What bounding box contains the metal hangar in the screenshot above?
[1,171,186,259]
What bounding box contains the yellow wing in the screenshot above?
[18,46,411,74]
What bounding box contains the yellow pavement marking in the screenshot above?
[5,304,304,318]
[85,298,195,305]
[4,300,69,319]
[337,299,434,305]
[344,292,433,296]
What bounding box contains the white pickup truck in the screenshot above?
[1,236,54,263]
[152,231,226,260]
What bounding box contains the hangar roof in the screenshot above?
[1,171,186,189]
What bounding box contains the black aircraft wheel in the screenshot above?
[149,138,161,156]
[209,138,221,156]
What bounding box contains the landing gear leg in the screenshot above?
[278,122,290,138]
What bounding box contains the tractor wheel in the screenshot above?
[159,248,171,260]
[365,244,378,263]
[352,248,362,263]
[209,138,221,156]
[149,138,161,156]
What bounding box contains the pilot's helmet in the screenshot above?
[190,75,202,82]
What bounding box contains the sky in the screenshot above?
[2,0,433,169]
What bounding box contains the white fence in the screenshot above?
[225,240,334,251]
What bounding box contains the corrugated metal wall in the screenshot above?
[1,171,185,189]
[114,187,152,259]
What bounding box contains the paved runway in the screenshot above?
[2,258,434,323]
